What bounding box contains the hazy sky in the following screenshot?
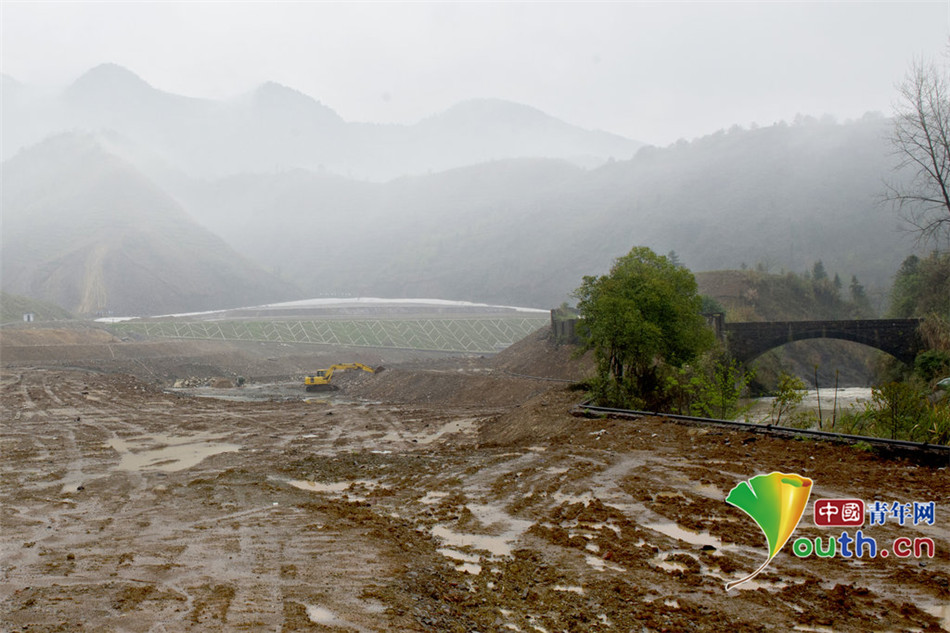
[2,2,948,145]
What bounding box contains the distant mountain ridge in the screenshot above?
[2,65,916,316]
[170,114,910,308]
[2,63,644,181]
[1,133,298,316]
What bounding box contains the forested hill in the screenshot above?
[174,114,911,308]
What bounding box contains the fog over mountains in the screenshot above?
[2,134,298,315]
[2,64,912,315]
[3,64,641,181]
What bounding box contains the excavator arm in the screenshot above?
[304,363,377,392]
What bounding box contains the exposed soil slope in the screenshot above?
[2,368,946,632]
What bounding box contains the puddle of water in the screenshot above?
[289,480,353,493]
[922,603,950,631]
[438,547,480,564]
[467,503,533,532]
[653,559,688,573]
[644,522,721,548]
[585,554,625,573]
[107,433,240,472]
[306,605,344,626]
[692,483,723,499]
[287,479,385,499]
[431,502,534,564]
[432,525,513,557]
[551,491,594,506]
[167,383,321,403]
[437,548,483,574]
[420,490,450,504]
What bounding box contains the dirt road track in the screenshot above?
[2,367,948,632]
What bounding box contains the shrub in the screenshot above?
[769,372,807,425]
[866,382,925,440]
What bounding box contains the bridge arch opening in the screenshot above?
[724,319,923,367]
[739,339,882,388]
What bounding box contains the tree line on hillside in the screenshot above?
[573,244,949,446]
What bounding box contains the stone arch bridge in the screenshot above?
[719,318,924,364]
[551,312,925,364]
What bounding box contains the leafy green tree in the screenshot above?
[889,255,923,318]
[888,252,950,318]
[574,246,715,408]
[689,357,754,420]
[700,295,725,314]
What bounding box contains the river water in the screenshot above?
[743,387,873,424]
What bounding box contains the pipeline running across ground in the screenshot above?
[571,402,950,465]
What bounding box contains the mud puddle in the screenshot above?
[107,432,240,472]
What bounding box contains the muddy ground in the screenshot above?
[1,327,948,632]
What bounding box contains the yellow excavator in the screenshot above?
[304,363,378,392]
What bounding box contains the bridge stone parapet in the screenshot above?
[723,319,924,364]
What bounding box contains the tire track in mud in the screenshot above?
[4,368,948,633]
[40,374,65,407]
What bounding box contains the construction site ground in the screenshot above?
[1,326,948,632]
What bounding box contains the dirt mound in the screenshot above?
[343,327,593,407]
[346,368,557,407]
[478,386,587,445]
[491,325,593,381]
[0,326,119,346]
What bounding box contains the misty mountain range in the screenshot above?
[3,64,642,181]
[2,64,914,316]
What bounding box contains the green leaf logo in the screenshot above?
[724,472,813,591]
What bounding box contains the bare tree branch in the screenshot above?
[886,55,950,245]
